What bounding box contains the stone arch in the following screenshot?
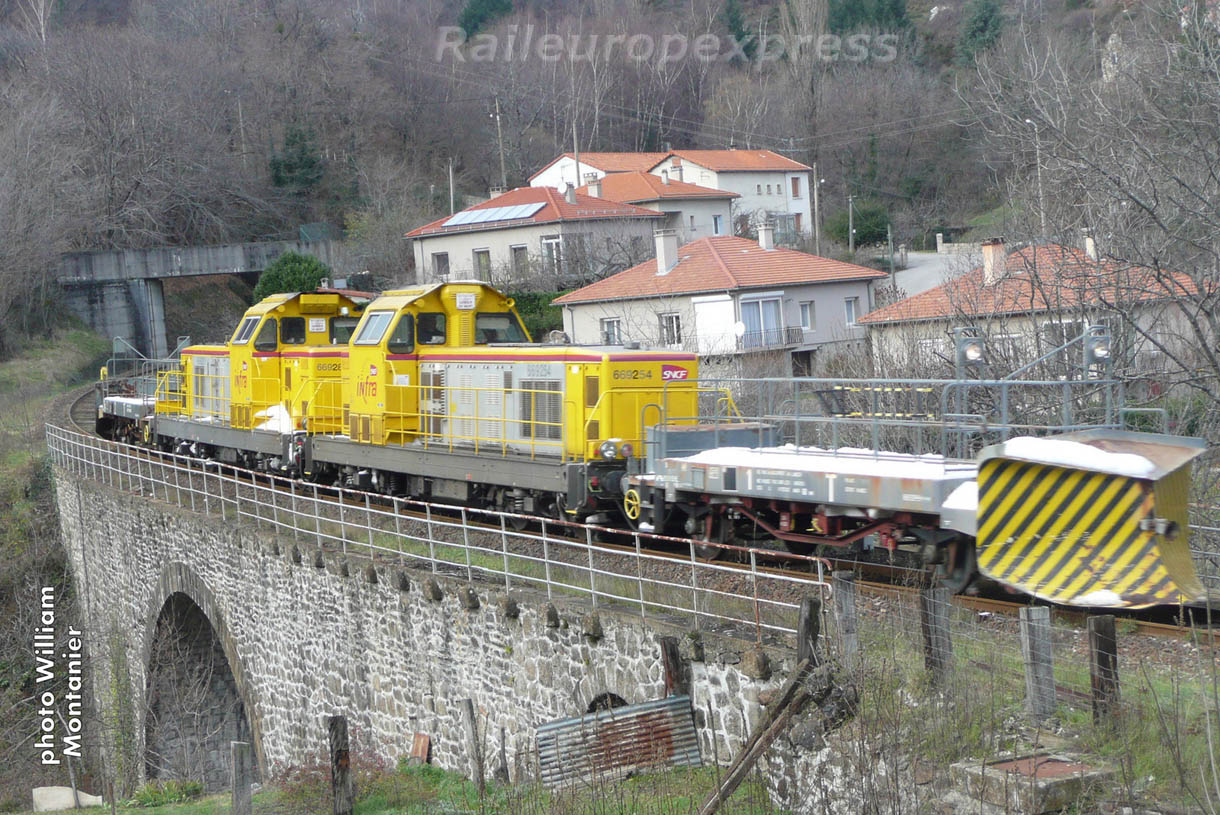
[140,562,265,787]
[586,692,628,713]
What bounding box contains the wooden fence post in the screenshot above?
[328,715,354,815]
[919,587,952,684]
[1019,606,1056,718]
[461,698,485,794]
[831,571,858,667]
[1087,615,1119,725]
[231,741,252,815]
[659,636,688,696]
[797,595,821,666]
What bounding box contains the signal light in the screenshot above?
[1084,325,1112,371]
[954,327,986,376]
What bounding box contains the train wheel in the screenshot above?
[936,538,977,594]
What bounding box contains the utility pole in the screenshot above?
[570,74,581,192]
[812,163,821,256]
[887,223,895,287]
[1026,119,1048,241]
[571,117,581,192]
[494,96,508,190]
[448,157,455,215]
[848,195,855,255]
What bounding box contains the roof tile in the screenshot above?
[858,244,1197,324]
[553,236,885,304]
[406,186,663,238]
[577,172,738,203]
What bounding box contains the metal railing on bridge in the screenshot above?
[44,424,829,646]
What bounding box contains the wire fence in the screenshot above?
[832,573,1216,720]
[45,424,830,648]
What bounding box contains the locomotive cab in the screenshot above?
[343,282,528,445]
[226,290,372,430]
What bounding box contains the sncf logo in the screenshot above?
[661,364,689,381]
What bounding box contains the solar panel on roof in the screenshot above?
[440,201,547,228]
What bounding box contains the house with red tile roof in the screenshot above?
[530,149,814,242]
[553,225,885,372]
[528,152,671,190]
[406,186,664,286]
[576,172,737,242]
[858,237,1197,374]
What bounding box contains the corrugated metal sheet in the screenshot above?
[536,695,702,788]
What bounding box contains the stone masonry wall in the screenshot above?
[53,470,804,793]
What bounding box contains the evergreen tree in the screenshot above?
[720,0,756,62]
[956,0,1003,66]
[269,126,323,191]
[252,252,331,303]
[829,0,910,33]
[458,0,512,35]
[825,200,889,247]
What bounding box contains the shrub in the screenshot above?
[825,199,889,247]
[252,252,331,303]
[127,779,204,807]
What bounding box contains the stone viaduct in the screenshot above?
[52,461,847,809]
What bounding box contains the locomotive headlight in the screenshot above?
[619,442,634,459]
[599,440,619,460]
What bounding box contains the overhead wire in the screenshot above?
[394,51,975,152]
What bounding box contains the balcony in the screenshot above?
[736,326,804,351]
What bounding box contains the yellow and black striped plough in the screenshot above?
[976,430,1206,608]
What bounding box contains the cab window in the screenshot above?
[253,318,278,352]
[418,313,447,345]
[475,313,527,344]
[281,317,306,345]
[353,311,395,345]
[388,314,415,354]
[330,317,360,344]
[231,316,259,345]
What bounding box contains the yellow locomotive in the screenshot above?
[149,282,700,519]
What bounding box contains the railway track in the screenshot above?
[67,387,98,434]
[58,390,1216,642]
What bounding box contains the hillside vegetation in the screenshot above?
[0,0,1134,348]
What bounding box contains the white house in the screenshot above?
[528,152,669,192]
[553,225,885,376]
[576,172,737,242]
[406,186,664,287]
[648,150,813,241]
[531,149,814,241]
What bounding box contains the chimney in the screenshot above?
[654,228,679,275]
[584,172,601,198]
[661,170,670,185]
[758,221,775,251]
[1082,228,1098,261]
[489,185,507,198]
[564,182,576,204]
[981,237,1006,285]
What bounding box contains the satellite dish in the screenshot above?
[733,321,747,338]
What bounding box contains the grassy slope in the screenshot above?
[0,326,110,810]
[15,765,774,815]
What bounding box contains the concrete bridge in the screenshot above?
[56,239,342,357]
[47,425,856,810]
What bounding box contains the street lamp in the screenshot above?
[1025,118,1048,240]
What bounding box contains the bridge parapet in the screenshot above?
[47,425,826,802]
